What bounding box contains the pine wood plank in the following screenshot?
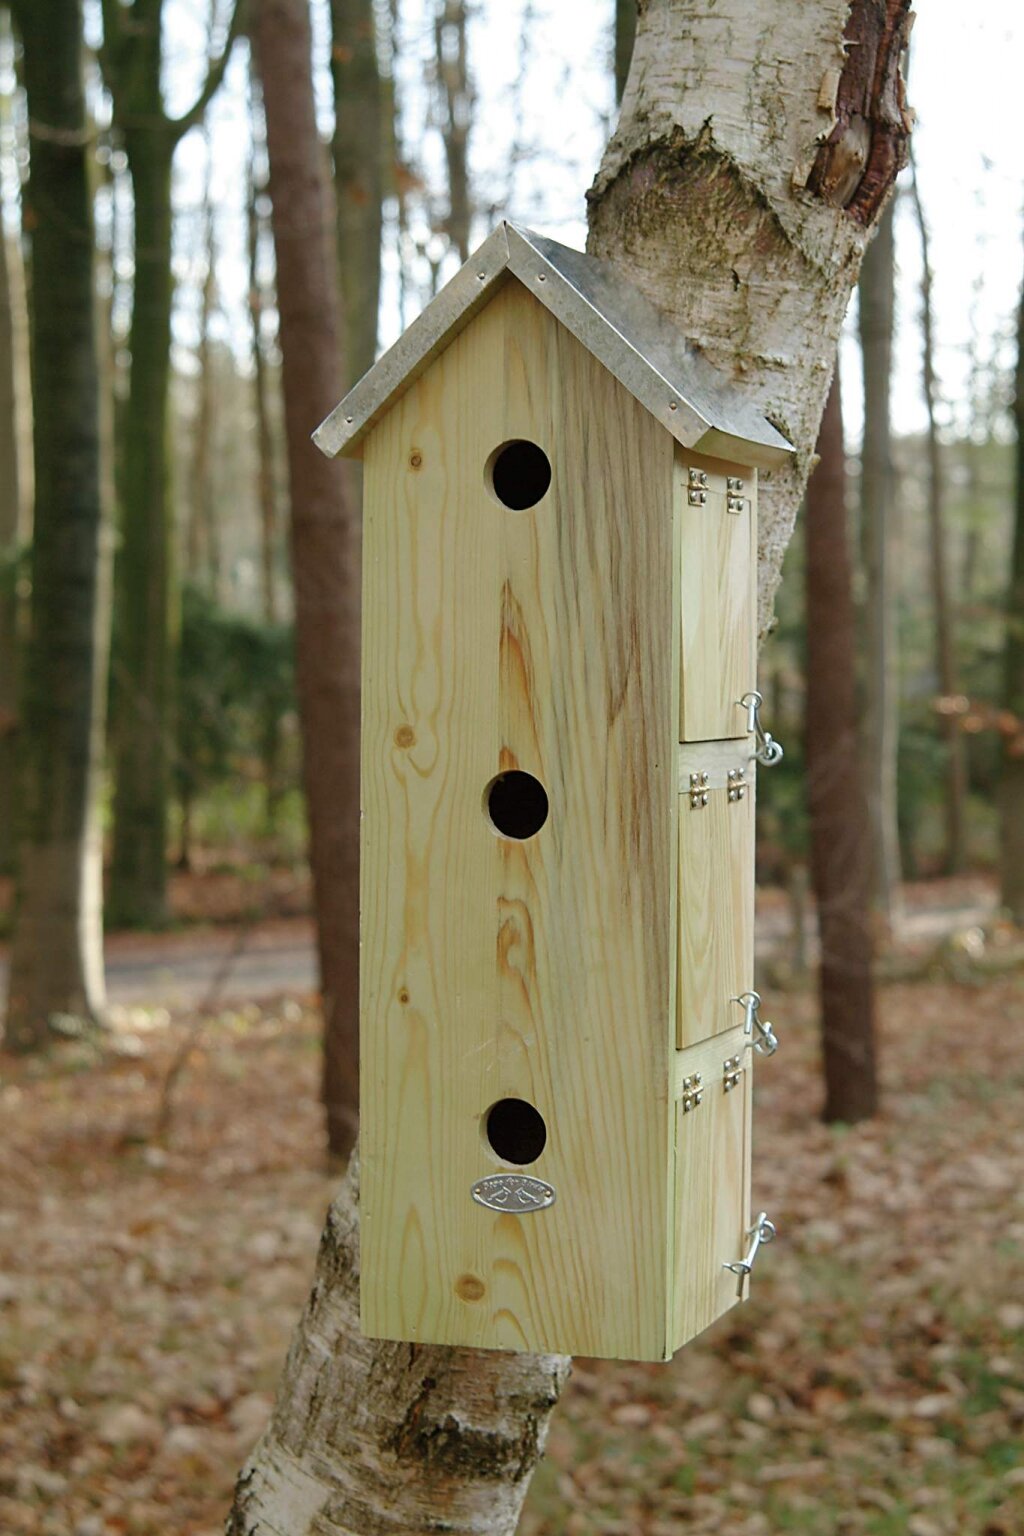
[359,279,678,1360]
[671,1024,751,1349]
[676,765,756,1049]
[677,447,757,743]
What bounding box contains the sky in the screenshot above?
[2,0,1023,442]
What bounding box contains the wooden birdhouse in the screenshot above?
[314,222,792,1362]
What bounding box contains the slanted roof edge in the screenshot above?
[312,222,513,459]
[313,221,793,468]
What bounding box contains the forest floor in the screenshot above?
[0,965,1022,1534]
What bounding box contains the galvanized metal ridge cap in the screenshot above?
[313,217,793,461]
[312,222,513,457]
[507,223,791,457]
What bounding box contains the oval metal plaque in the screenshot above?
[471,1174,556,1213]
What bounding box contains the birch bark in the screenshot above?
[229,2,910,1530]
[588,0,912,637]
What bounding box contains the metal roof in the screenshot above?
[313,221,793,468]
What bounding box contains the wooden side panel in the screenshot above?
[677,448,756,742]
[359,279,678,1361]
[671,1024,751,1350]
[676,749,755,1049]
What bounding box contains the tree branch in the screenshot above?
[168,0,246,142]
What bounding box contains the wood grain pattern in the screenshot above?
[672,1023,751,1348]
[359,279,679,1360]
[676,766,756,1049]
[678,448,757,743]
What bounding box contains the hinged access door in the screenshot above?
[671,1024,752,1348]
[676,741,755,1049]
[678,450,756,742]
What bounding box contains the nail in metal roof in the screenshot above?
[313,221,793,468]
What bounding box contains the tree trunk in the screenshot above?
[910,164,968,875]
[587,0,912,638]
[0,211,24,876]
[330,0,383,385]
[614,0,636,105]
[254,0,361,1159]
[0,6,30,877]
[189,150,222,598]
[246,73,285,834]
[108,129,175,928]
[434,0,472,263]
[101,0,241,928]
[230,2,910,1527]
[1000,232,1024,924]
[247,69,281,627]
[805,368,878,1122]
[858,201,903,928]
[4,0,109,1051]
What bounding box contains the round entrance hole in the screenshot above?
[486,439,551,510]
[485,1098,547,1165]
[485,770,549,840]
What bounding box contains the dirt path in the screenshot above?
[0,918,318,1014]
[0,877,1000,1019]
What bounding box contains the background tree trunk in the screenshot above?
[805,368,878,1122]
[1000,231,1024,924]
[188,144,222,598]
[330,0,383,386]
[910,163,967,875]
[102,0,240,927]
[254,0,361,1160]
[0,204,24,875]
[858,202,903,928]
[0,5,31,877]
[434,0,472,263]
[247,69,286,835]
[614,0,636,105]
[247,81,281,629]
[4,0,109,1051]
[230,2,910,1528]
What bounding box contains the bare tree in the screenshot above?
[1001,226,1024,924]
[0,14,27,874]
[100,0,242,928]
[252,0,361,1158]
[330,0,384,384]
[4,0,111,1050]
[858,200,903,928]
[805,368,878,1122]
[188,136,222,599]
[433,0,472,262]
[909,160,968,874]
[246,69,281,628]
[228,3,910,1531]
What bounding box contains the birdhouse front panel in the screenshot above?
[315,221,792,1364]
[358,279,681,1361]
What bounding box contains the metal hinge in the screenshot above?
[726,475,746,514]
[681,1072,704,1112]
[688,771,710,810]
[724,1211,776,1295]
[687,467,709,507]
[727,767,747,803]
[723,1054,743,1092]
